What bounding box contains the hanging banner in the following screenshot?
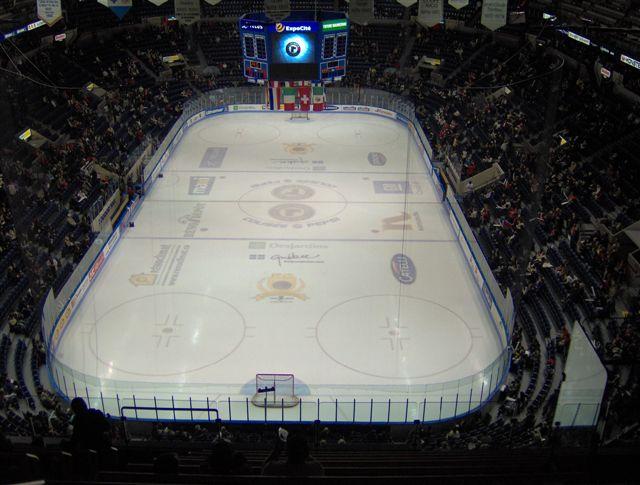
[37,0,62,26]
[481,0,508,31]
[203,0,222,5]
[175,0,201,25]
[147,0,169,6]
[264,0,290,21]
[107,0,132,20]
[348,0,374,25]
[448,0,469,9]
[418,0,443,27]
[98,0,132,20]
[395,0,417,6]
[96,0,130,19]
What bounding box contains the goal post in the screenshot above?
[289,111,310,120]
[252,373,300,408]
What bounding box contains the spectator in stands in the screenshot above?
[262,431,324,477]
[66,397,111,453]
[206,439,252,475]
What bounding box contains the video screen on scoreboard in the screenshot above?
[270,31,317,80]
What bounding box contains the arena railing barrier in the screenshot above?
[42,86,514,424]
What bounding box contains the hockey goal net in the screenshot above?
[289,111,310,120]
[252,373,299,408]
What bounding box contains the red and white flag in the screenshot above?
[299,86,311,112]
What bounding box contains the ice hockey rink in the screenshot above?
[54,111,506,422]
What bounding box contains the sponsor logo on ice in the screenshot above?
[129,244,191,286]
[391,254,417,285]
[271,184,315,200]
[367,152,387,166]
[255,273,308,301]
[373,181,414,194]
[283,143,314,155]
[188,176,215,195]
[372,212,424,233]
[269,203,316,222]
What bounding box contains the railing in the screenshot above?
[120,405,220,422]
[42,86,513,424]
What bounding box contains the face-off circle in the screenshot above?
[88,293,246,377]
[315,295,474,380]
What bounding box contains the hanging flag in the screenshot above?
[418,0,443,28]
[268,80,291,110]
[481,0,508,31]
[298,86,311,112]
[175,0,201,25]
[105,0,132,20]
[348,0,374,26]
[37,0,62,26]
[448,0,468,9]
[395,0,417,6]
[312,86,325,111]
[203,0,222,5]
[264,0,290,22]
[147,0,170,6]
[282,87,297,111]
[268,81,280,110]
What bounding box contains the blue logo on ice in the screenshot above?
[391,254,416,285]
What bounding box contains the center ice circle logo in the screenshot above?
[272,184,315,200]
[238,180,347,228]
[268,203,316,222]
[285,41,301,57]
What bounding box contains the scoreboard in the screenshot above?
[239,11,349,83]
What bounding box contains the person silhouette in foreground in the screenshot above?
[262,428,324,476]
[207,438,252,475]
[68,397,111,453]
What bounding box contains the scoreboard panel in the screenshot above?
[239,12,349,83]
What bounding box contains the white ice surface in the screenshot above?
[55,112,505,422]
